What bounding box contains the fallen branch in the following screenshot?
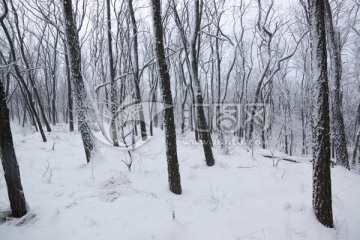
[261,154,300,163]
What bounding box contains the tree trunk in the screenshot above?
[106,0,119,146]
[51,31,59,126]
[324,0,349,169]
[352,103,360,166]
[64,42,74,132]
[301,69,307,157]
[63,39,74,132]
[0,70,27,218]
[309,0,334,228]
[151,0,182,194]
[128,0,147,141]
[190,0,215,166]
[61,0,95,163]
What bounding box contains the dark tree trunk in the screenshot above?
[151,0,182,194]
[51,31,59,126]
[191,0,215,166]
[353,131,360,167]
[62,0,95,163]
[248,61,269,142]
[309,0,334,228]
[324,0,349,169]
[170,0,201,144]
[0,72,27,218]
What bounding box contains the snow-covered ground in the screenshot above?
[1,124,359,240]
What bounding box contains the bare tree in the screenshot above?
[151,0,182,194]
[0,0,47,142]
[172,0,215,166]
[61,0,95,163]
[309,0,334,228]
[128,0,147,141]
[248,0,306,144]
[324,0,350,169]
[9,0,52,133]
[106,0,119,146]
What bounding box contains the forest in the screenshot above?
[0,0,360,239]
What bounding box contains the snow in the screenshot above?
[1,124,360,240]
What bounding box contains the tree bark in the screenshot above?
[309,0,334,228]
[324,0,349,169]
[190,0,215,166]
[0,19,27,217]
[61,0,95,163]
[151,0,182,194]
[0,88,27,218]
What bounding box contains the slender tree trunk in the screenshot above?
[181,89,188,135]
[151,0,182,194]
[190,0,215,166]
[216,30,221,107]
[149,73,158,136]
[301,69,307,156]
[324,0,349,169]
[288,103,294,156]
[309,0,334,228]
[128,0,147,141]
[352,103,360,166]
[171,0,199,142]
[62,0,95,163]
[353,129,360,167]
[106,0,119,146]
[51,31,59,126]
[248,72,267,142]
[63,41,74,132]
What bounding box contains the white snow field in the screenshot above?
[1,124,359,240]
